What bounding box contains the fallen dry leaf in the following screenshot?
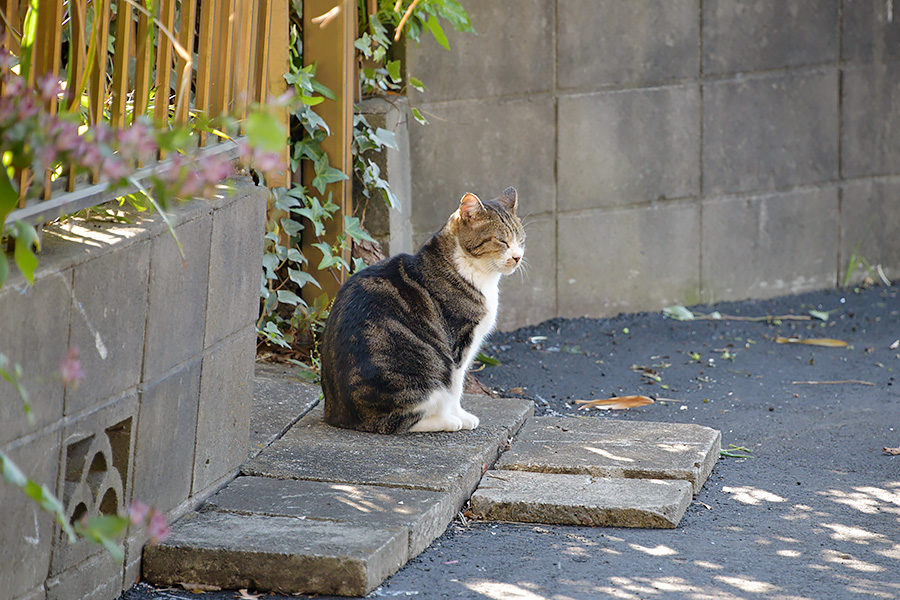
[508,386,526,395]
[891,339,899,350]
[178,582,221,593]
[884,446,900,456]
[775,336,849,348]
[575,395,655,410]
[237,590,263,600]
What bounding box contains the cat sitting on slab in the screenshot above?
[321,187,525,434]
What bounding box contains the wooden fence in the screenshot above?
[1,0,292,225]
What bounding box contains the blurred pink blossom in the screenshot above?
[59,347,85,388]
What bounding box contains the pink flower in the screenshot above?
[59,347,85,388]
[129,500,149,525]
[147,510,170,544]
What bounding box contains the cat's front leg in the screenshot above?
[409,412,464,432]
[456,408,479,430]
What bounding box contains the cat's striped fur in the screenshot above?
[321,188,525,434]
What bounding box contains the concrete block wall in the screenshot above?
[0,179,266,600]
[405,0,900,329]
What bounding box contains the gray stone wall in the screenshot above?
[405,0,900,329]
[0,180,265,600]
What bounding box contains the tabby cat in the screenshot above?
[321,187,525,434]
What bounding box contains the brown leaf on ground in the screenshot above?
[465,372,495,396]
[508,386,526,395]
[883,446,900,456]
[575,395,655,410]
[236,590,263,600]
[775,336,849,348]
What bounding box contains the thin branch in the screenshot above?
[394,0,422,41]
[792,380,876,386]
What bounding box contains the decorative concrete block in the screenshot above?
[404,0,554,102]
[558,0,698,89]
[497,213,556,331]
[841,179,900,283]
[409,96,555,246]
[701,187,838,303]
[65,239,150,415]
[702,0,838,74]
[192,327,255,496]
[142,212,211,379]
[557,203,700,318]
[0,431,60,600]
[204,183,266,347]
[557,85,700,211]
[842,64,900,179]
[842,0,900,62]
[51,393,137,576]
[0,270,69,446]
[132,360,202,513]
[702,70,838,195]
[45,549,123,600]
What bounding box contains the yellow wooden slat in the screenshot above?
[110,0,133,128]
[252,0,272,105]
[231,0,253,122]
[194,0,216,145]
[208,0,235,123]
[265,0,289,188]
[34,0,63,200]
[301,0,357,299]
[154,0,176,126]
[174,0,197,126]
[133,4,153,122]
[66,0,88,192]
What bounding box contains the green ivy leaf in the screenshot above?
[425,14,450,50]
[277,290,302,306]
[311,161,349,194]
[408,76,426,92]
[289,267,321,289]
[386,59,401,82]
[373,127,398,150]
[411,107,429,125]
[344,216,376,243]
[13,221,39,286]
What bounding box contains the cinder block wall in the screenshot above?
[405,0,900,329]
[0,179,265,600]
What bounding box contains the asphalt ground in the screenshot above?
[122,283,900,600]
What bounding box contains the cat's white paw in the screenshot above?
[458,409,479,430]
[409,414,464,433]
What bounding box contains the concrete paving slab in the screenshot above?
[495,417,720,494]
[242,396,532,498]
[204,476,456,559]
[471,470,693,528]
[142,511,406,597]
[250,365,321,458]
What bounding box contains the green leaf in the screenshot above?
[299,94,325,106]
[245,111,287,153]
[289,268,321,289]
[373,127,398,150]
[311,163,349,194]
[425,14,450,50]
[808,309,830,322]
[277,290,302,305]
[386,59,401,82]
[411,107,429,125]
[13,221,39,286]
[475,352,501,367]
[408,76,426,92]
[0,451,28,487]
[343,216,376,243]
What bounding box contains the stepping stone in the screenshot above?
[204,476,457,558]
[495,417,721,493]
[242,396,533,507]
[250,365,321,458]
[142,511,406,597]
[470,470,692,528]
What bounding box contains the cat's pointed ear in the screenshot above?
[498,187,518,214]
[458,193,484,220]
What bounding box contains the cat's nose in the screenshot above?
[511,254,522,264]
